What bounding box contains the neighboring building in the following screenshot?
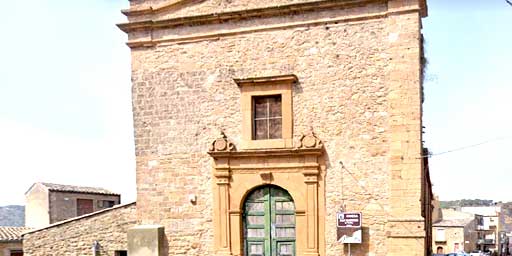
[0,227,31,256]
[499,202,512,255]
[423,148,435,256]
[507,233,512,256]
[498,231,509,256]
[25,182,121,229]
[432,209,479,253]
[461,206,501,253]
[117,0,431,255]
[23,203,136,256]
[432,195,442,224]
[501,203,512,233]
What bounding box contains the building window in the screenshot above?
[98,200,116,208]
[9,250,23,256]
[115,251,127,256]
[253,95,282,140]
[235,74,296,149]
[435,228,446,242]
[77,199,94,216]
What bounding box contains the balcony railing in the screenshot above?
[484,239,495,244]
[477,239,496,245]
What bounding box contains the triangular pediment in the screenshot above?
[123,0,323,20]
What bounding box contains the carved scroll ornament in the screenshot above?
[209,131,236,152]
[297,130,323,149]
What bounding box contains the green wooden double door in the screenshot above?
[244,186,296,256]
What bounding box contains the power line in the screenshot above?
[425,136,509,158]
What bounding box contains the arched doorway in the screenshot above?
[243,186,296,256]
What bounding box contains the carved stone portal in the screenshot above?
[208,134,326,256]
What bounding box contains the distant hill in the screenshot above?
[440,199,495,209]
[0,205,25,227]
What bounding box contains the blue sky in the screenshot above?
[422,0,512,201]
[0,0,135,204]
[0,0,510,205]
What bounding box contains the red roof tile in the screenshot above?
[0,227,32,242]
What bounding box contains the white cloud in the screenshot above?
[0,118,136,205]
[427,85,512,201]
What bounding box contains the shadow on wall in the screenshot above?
[163,235,169,255]
[344,226,370,255]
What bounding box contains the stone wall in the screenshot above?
[433,226,464,253]
[122,0,427,255]
[23,203,136,256]
[0,242,23,256]
[49,191,120,224]
[432,222,478,254]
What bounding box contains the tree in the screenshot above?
[507,0,512,7]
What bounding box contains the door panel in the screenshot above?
[247,242,265,256]
[77,199,94,216]
[244,186,295,256]
[276,242,294,256]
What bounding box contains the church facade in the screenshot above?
[118,0,431,255]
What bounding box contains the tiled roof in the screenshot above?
[442,208,475,219]
[461,206,500,216]
[40,182,120,196]
[433,209,475,227]
[433,218,473,227]
[0,227,32,242]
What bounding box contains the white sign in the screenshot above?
[338,229,362,244]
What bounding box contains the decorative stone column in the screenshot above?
[299,131,322,256]
[210,132,236,255]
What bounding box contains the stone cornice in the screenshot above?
[419,0,428,17]
[208,147,323,159]
[122,0,427,18]
[234,74,298,86]
[117,0,388,33]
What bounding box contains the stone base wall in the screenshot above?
[23,203,136,256]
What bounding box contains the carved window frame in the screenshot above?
[235,75,297,150]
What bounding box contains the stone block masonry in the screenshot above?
[23,203,136,256]
[119,0,429,255]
